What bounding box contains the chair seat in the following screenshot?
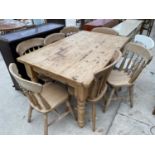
[107,70,131,87]
[32,82,68,113]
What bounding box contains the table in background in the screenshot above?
[0,19,26,34]
[0,23,64,89]
[17,31,129,128]
[113,19,143,38]
[83,19,120,31]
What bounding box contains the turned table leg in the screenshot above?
[76,85,88,128]
[77,99,86,128]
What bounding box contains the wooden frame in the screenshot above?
[103,42,152,112]
[17,31,129,128]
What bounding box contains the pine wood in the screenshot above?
[87,50,122,131]
[104,42,152,112]
[60,26,79,36]
[16,38,44,56]
[17,31,129,127]
[92,27,118,35]
[44,33,65,46]
[9,63,75,135]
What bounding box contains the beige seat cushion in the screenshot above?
[107,70,131,87]
[33,82,68,113]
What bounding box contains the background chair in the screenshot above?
[44,33,65,46]
[16,38,44,56]
[87,50,122,131]
[92,27,119,35]
[103,42,152,112]
[9,63,75,135]
[134,34,155,50]
[60,26,79,37]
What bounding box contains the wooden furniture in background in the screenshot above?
[92,27,119,35]
[113,19,143,38]
[83,19,120,31]
[104,42,152,112]
[17,31,129,128]
[0,19,26,35]
[0,23,64,89]
[9,63,75,135]
[60,26,79,36]
[16,38,44,56]
[87,50,122,131]
[140,19,154,36]
[44,33,65,46]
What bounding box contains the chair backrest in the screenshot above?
[60,26,79,36]
[9,63,42,93]
[118,42,152,83]
[9,63,47,110]
[92,27,119,35]
[44,33,65,45]
[16,38,44,56]
[89,50,122,99]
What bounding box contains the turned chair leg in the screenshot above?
[28,105,33,123]
[66,100,77,121]
[44,113,48,135]
[129,85,134,108]
[103,88,115,112]
[92,103,96,132]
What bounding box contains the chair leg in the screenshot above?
[103,88,115,112]
[44,113,48,135]
[92,103,96,132]
[66,100,77,121]
[28,105,33,123]
[129,85,134,108]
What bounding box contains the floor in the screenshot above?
[0,22,155,135]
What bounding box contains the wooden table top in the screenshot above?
[17,31,129,87]
[113,19,143,37]
[0,19,26,31]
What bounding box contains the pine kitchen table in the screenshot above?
[17,31,129,128]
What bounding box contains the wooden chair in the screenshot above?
[44,33,65,46]
[16,38,44,56]
[87,50,122,131]
[92,27,119,35]
[103,42,152,112]
[9,63,75,135]
[60,26,79,37]
[68,50,122,131]
[16,38,50,81]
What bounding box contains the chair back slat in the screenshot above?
[60,26,79,37]
[125,52,134,72]
[89,50,122,99]
[129,59,145,83]
[44,33,65,45]
[118,42,152,83]
[16,38,44,56]
[92,27,119,36]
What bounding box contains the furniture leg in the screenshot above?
[77,100,86,128]
[27,105,33,122]
[92,103,96,132]
[44,113,48,135]
[66,100,77,121]
[129,85,134,108]
[103,88,115,112]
